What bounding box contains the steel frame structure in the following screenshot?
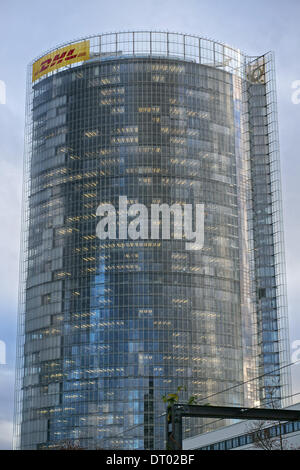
[166,404,300,450]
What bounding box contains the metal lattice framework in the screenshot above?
[29,30,245,82]
[167,404,300,450]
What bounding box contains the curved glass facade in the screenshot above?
[14,32,291,450]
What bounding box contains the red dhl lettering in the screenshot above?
[32,41,90,82]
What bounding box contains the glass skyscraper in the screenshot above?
[14,32,291,450]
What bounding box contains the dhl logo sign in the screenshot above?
[32,40,90,83]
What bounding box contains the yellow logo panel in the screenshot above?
[32,40,90,83]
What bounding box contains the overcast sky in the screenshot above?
[0,0,299,450]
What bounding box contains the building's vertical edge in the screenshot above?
[13,63,33,449]
[264,52,292,406]
[234,68,260,408]
[246,53,291,407]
